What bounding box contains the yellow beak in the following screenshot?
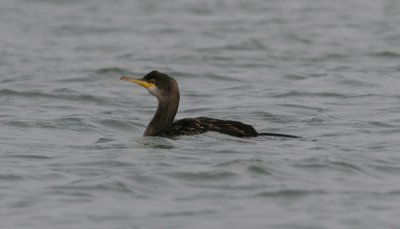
[120,76,156,89]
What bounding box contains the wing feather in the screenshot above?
[159,117,258,137]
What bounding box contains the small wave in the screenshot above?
[273,91,346,98]
[2,154,53,160]
[97,119,139,132]
[215,159,274,176]
[197,38,268,52]
[93,67,129,75]
[247,164,274,175]
[278,104,328,112]
[0,89,47,98]
[68,142,131,150]
[133,137,177,149]
[5,118,96,130]
[20,0,81,4]
[0,75,33,84]
[173,70,243,82]
[254,189,326,198]
[52,179,134,194]
[0,89,109,105]
[368,51,400,59]
[56,67,131,83]
[301,117,324,123]
[339,79,377,87]
[54,24,124,36]
[294,157,366,174]
[0,174,25,181]
[283,74,307,81]
[369,164,400,175]
[382,190,400,196]
[203,73,244,82]
[158,209,217,217]
[366,121,397,128]
[94,138,115,143]
[166,170,238,181]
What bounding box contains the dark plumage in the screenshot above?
[120,70,299,138]
[160,117,258,137]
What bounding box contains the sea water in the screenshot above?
[1,0,400,228]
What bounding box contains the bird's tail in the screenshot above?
[257,132,301,138]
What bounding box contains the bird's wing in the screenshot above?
[161,117,258,137]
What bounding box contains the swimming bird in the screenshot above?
[120,70,299,138]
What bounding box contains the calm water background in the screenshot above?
[1,0,400,228]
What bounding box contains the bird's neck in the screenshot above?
[144,93,180,136]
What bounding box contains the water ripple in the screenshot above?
[0,89,109,105]
[4,118,96,130]
[0,174,24,181]
[2,0,400,228]
[368,51,400,58]
[274,91,347,98]
[166,170,238,181]
[52,179,135,194]
[294,157,366,175]
[254,189,326,198]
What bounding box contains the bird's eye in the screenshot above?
[149,79,156,85]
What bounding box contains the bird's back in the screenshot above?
[159,117,258,137]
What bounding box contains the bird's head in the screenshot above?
[120,70,179,100]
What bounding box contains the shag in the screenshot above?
[120,70,299,138]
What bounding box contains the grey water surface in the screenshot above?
[1,0,400,228]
